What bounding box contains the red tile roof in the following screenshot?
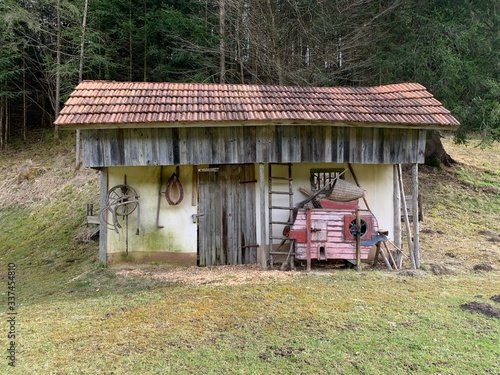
[54,81,460,129]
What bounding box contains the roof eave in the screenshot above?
[55,119,460,131]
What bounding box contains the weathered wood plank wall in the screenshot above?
[198,164,257,266]
[82,126,426,167]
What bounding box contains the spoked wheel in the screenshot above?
[107,185,139,217]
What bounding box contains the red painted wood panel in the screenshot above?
[291,207,379,261]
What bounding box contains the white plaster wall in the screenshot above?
[107,166,197,254]
[348,164,394,238]
[106,163,394,256]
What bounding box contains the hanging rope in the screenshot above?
[165,173,184,205]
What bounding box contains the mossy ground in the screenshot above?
[0,132,498,374]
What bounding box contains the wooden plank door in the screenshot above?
[197,165,257,266]
[197,168,221,266]
[239,164,258,264]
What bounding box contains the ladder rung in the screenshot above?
[269,176,293,181]
[270,206,295,210]
[270,221,293,225]
[269,191,293,195]
[270,236,291,240]
[270,251,296,255]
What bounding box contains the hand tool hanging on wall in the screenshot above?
[156,167,184,230]
[156,166,164,228]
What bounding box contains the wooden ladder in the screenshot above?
[268,163,295,270]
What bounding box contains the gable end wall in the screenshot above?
[82,126,426,167]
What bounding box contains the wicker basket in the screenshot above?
[326,179,365,202]
[299,180,364,202]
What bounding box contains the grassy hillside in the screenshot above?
[0,131,498,374]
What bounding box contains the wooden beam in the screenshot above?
[398,164,416,269]
[259,163,267,270]
[99,168,108,266]
[412,163,420,268]
[87,216,100,225]
[393,164,402,248]
[306,206,312,272]
[356,209,362,271]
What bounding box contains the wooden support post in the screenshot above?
[373,243,380,266]
[398,164,416,269]
[99,168,108,266]
[393,164,402,250]
[76,129,81,170]
[412,163,420,268]
[259,163,267,270]
[306,205,312,272]
[356,209,362,271]
[288,163,294,270]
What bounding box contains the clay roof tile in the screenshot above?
[54,80,460,129]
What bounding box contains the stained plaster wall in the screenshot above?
[105,163,394,261]
[106,166,198,256]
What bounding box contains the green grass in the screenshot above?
[0,132,499,374]
[455,167,500,191]
[9,273,500,374]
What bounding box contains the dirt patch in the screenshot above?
[421,228,444,235]
[428,263,454,275]
[490,295,500,303]
[114,264,302,286]
[473,263,494,272]
[460,301,500,319]
[259,346,305,361]
[478,230,498,237]
[478,231,500,243]
[397,269,425,278]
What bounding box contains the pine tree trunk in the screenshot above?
[76,0,89,170]
[23,56,27,142]
[54,0,61,140]
[219,0,226,83]
[0,96,4,149]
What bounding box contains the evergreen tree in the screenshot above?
[375,0,499,144]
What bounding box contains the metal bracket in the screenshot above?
[192,213,205,223]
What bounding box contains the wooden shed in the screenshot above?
[55,81,459,268]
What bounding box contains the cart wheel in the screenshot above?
[107,185,139,217]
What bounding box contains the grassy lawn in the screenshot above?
[0,132,499,374]
[12,271,500,374]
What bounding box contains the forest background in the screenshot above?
[0,0,498,150]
